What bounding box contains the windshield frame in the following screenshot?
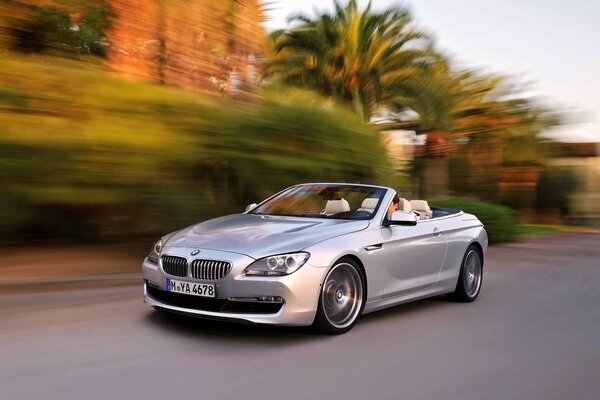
[248,183,389,221]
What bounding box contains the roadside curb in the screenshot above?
[560,228,600,234]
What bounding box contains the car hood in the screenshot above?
[164,214,370,259]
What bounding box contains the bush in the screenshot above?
[429,198,518,244]
[10,2,113,57]
[0,55,394,241]
[535,168,577,215]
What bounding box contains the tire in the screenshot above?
[447,244,483,302]
[313,257,366,334]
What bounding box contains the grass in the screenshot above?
[516,224,595,236]
[515,224,559,236]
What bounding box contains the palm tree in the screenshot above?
[440,68,561,201]
[448,69,559,157]
[266,0,450,124]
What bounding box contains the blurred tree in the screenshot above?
[12,6,75,53]
[447,69,559,159]
[266,0,450,125]
[10,1,113,57]
[535,168,577,216]
[441,68,562,206]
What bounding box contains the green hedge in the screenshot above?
[430,198,518,244]
[0,54,395,241]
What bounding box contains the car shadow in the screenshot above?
[143,295,455,343]
[358,295,454,325]
[143,308,323,345]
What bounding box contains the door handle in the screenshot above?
[433,228,441,236]
[364,243,383,251]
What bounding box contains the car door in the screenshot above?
[379,218,447,298]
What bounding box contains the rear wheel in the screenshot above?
[447,245,483,302]
[313,258,365,334]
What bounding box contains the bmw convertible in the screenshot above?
[143,183,487,334]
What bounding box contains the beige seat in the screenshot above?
[410,200,432,219]
[325,199,350,214]
[357,197,379,213]
[399,198,412,213]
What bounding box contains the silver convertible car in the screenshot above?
[143,183,487,334]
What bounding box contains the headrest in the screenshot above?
[399,198,412,212]
[325,199,350,214]
[410,200,431,212]
[360,198,379,209]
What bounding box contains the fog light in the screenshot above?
[227,296,284,303]
[257,296,283,302]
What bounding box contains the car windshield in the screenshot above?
[250,184,387,220]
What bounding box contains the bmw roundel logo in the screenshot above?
[191,249,200,256]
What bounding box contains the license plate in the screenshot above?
[167,278,215,298]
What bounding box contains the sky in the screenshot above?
[262,0,600,142]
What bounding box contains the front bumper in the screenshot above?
[142,248,326,326]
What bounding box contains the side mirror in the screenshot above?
[244,203,257,213]
[383,211,417,226]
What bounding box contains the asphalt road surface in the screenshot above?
[1,233,599,400]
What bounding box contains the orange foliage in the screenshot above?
[0,0,265,93]
[106,0,265,93]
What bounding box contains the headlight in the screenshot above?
[154,240,162,255]
[244,252,310,276]
[148,239,162,263]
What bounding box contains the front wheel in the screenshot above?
[447,245,483,302]
[313,258,365,334]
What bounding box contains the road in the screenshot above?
[1,233,599,400]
